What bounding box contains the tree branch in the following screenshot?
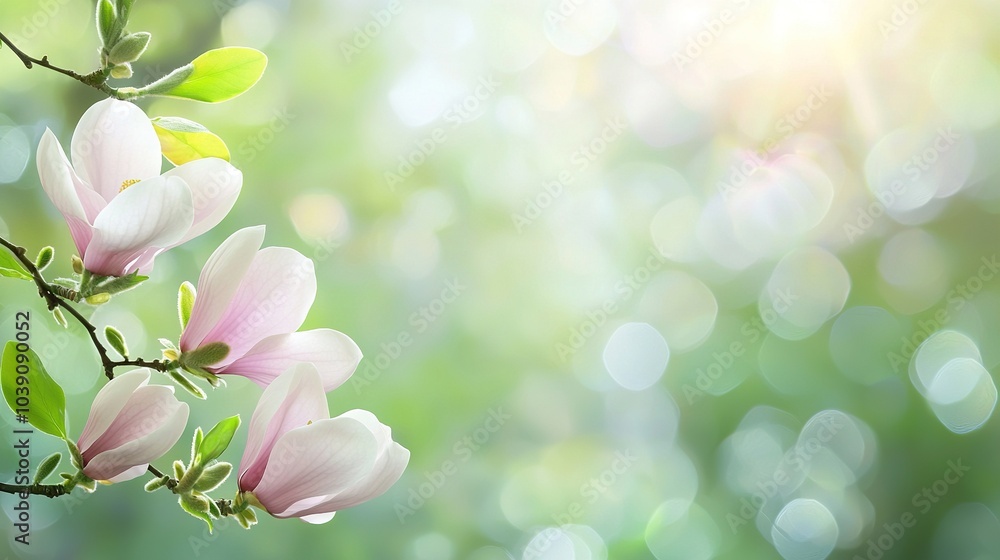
[0,481,67,498]
[0,31,131,100]
[0,235,175,380]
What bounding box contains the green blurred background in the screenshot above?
[3,0,1000,558]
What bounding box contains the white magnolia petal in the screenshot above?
[106,464,149,484]
[180,226,265,351]
[286,410,409,515]
[85,175,194,276]
[238,364,329,492]
[83,400,188,482]
[253,417,378,516]
[163,158,243,244]
[71,99,161,202]
[37,129,101,254]
[77,370,151,453]
[199,247,316,366]
[221,329,362,390]
[300,512,336,524]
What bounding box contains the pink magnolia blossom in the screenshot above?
[37,98,242,276]
[77,369,189,482]
[237,364,409,523]
[179,226,361,390]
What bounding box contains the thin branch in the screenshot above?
[0,481,67,498]
[0,31,126,99]
[0,235,174,379]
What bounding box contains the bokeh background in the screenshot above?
[2,0,1000,558]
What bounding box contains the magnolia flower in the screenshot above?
[178,226,361,390]
[237,364,408,523]
[37,98,242,277]
[77,369,189,483]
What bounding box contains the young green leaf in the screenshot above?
[152,117,230,166]
[108,32,150,65]
[190,426,204,465]
[96,0,117,47]
[158,47,267,103]
[198,415,240,465]
[178,281,197,330]
[1,342,67,438]
[104,326,129,358]
[33,452,61,484]
[193,462,232,492]
[34,246,54,271]
[144,476,168,492]
[52,308,68,329]
[95,271,148,295]
[173,460,186,480]
[0,248,31,281]
[179,494,214,532]
[169,370,206,400]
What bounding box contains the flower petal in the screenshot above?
[85,175,194,276]
[282,410,409,516]
[77,370,150,453]
[299,512,336,525]
[181,226,265,352]
[107,464,150,484]
[238,363,329,492]
[37,129,104,255]
[82,384,183,459]
[220,329,362,391]
[252,416,378,517]
[71,99,161,202]
[200,247,316,366]
[83,400,188,482]
[163,158,242,244]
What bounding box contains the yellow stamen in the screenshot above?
[120,178,140,192]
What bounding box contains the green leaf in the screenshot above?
[93,271,148,296]
[198,415,240,465]
[0,248,31,281]
[104,326,128,358]
[190,426,204,465]
[108,32,150,65]
[179,493,214,532]
[173,460,186,480]
[52,308,68,329]
[33,452,61,484]
[152,117,230,166]
[96,0,117,47]
[115,0,134,27]
[34,246,53,271]
[1,341,67,438]
[178,281,197,331]
[179,342,230,369]
[193,462,232,492]
[169,370,206,400]
[159,47,267,103]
